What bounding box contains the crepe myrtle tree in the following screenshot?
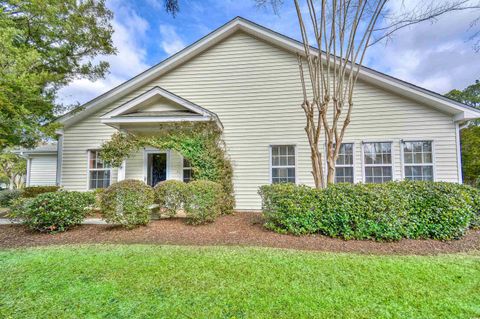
[256,0,480,188]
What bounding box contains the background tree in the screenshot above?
[446,79,480,186]
[460,126,480,187]
[0,151,26,189]
[446,79,480,125]
[256,0,479,188]
[0,0,115,150]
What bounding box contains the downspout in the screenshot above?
[56,129,64,186]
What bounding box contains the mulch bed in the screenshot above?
[1,213,479,255]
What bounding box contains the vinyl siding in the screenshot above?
[61,31,459,209]
[29,155,57,186]
[137,98,187,113]
[61,107,119,190]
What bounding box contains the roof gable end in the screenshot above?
[100,86,212,119]
[58,16,480,127]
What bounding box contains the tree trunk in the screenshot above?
[326,149,336,185]
[326,162,335,185]
[309,143,324,188]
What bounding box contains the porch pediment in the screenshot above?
[100,86,218,128]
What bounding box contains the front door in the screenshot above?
[147,153,167,186]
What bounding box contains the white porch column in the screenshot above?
[118,160,126,181]
[117,128,127,182]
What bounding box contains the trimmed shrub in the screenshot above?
[259,181,480,241]
[91,188,106,211]
[459,184,480,228]
[100,179,155,228]
[12,191,95,233]
[7,197,32,220]
[154,180,187,217]
[0,189,22,207]
[22,185,60,198]
[184,180,224,225]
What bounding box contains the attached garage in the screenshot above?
[20,144,58,187]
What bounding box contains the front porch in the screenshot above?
[116,147,188,187]
[98,85,218,187]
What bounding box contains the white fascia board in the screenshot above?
[237,19,480,120]
[59,19,241,127]
[19,151,57,156]
[101,116,211,124]
[454,109,480,122]
[58,17,480,127]
[357,67,480,120]
[101,86,211,119]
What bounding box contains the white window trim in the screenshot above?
[361,141,395,183]
[86,150,113,190]
[143,149,170,185]
[332,142,356,183]
[182,156,193,182]
[400,139,436,181]
[269,144,298,184]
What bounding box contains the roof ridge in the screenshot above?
[57,16,480,127]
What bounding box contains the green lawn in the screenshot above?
[0,245,479,319]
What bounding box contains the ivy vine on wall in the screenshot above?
[99,121,235,213]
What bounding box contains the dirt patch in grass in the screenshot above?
[1,213,479,254]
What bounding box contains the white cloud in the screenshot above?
[57,0,479,107]
[159,25,186,55]
[366,0,480,94]
[56,0,150,106]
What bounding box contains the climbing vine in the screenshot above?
[99,121,234,213]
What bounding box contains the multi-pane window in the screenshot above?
[271,145,296,184]
[88,150,111,189]
[183,158,194,183]
[335,143,354,183]
[363,142,393,183]
[403,141,434,181]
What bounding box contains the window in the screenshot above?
[88,150,111,189]
[271,145,296,184]
[403,141,434,181]
[335,143,354,183]
[183,158,194,183]
[363,142,393,183]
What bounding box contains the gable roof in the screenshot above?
[101,86,214,118]
[58,16,480,128]
[15,143,58,155]
[99,86,219,128]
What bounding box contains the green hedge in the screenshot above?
[100,180,155,228]
[21,185,60,198]
[184,180,224,225]
[259,182,480,241]
[10,191,95,233]
[0,189,22,207]
[0,186,61,207]
[154,180,187,218]
[153,180,225,224]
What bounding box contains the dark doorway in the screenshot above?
[147,153,167,187]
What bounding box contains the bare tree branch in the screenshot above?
[256,0,479,187]
[370,0,480,46]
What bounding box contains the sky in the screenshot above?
[57,0,480,106]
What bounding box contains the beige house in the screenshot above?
[25,17,480,210]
